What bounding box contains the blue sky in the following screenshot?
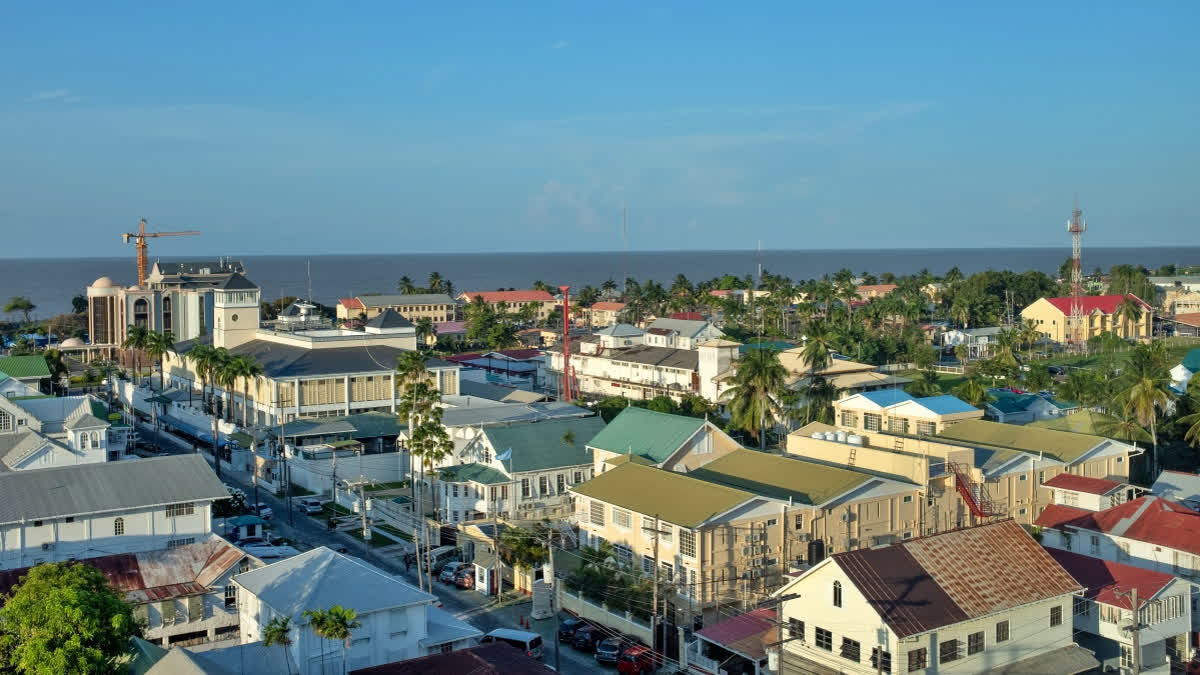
[1,2,1196,257]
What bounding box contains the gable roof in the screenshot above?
[482,416,605,473]
[215,272,258,290]
[1151,470,1200,506]
[234,547,433,618]
[695,608,776,662]
[438,462,510,485]
[1183,348,1200,373]
[0,454,228,524]
[1046,548,1176,610]
[857,390,915,407]
[0,431,68,469]
[438,401,592,428]
[350,643,557,675]
[1035,495,1200,556]
[188,340,413,379]
[357,293,455,307]
[587,406,706,464]
[460,290,555,304]
[339,297,364,310]
[594,323,642,337]
[689,449,877,507]
[605,344,698,371]
[363,308,414,329]
[646,317,718,339]
[908,394,979,416]
[590,302,626,312]
[935,418,1105,464]
[833,520,1081,638]
[0,355,51,379]
[570,462,753,528]
[1042,473,1123,496]
[1040,294,1150,316]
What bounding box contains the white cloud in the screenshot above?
[27,89,72,102]
[550,40,569,49]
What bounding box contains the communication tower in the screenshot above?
[1066,197,1087,345]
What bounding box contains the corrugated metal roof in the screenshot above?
[1038,495,1200,556]
[689,449,877,507]
[569,462,752,528]
[357,293,456,307]
[484,416,605,473]
[586,406,705,464]
[364,308,414,329]
[695,608,776,661]
[0,454,228,524]
[936,418,1104,464]
[0,355,52,379]
[1047,549,1175,610]
[1042,473,1122,495]
[911,394,978,415]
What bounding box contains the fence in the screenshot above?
[558,587,653,645]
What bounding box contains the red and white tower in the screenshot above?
[1066,197,1087,345]
[559,285,574,401]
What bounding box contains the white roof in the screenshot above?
[233,547,434,618]
[1151,471,1200,506]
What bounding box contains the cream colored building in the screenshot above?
[586,302,626,327]
[832,390,983,436]
[457,290,558,322]
[335,294,457,323]
[1021,294,1152,343]
[570,445,923,626]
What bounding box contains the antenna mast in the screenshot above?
[1066,196,1087,347]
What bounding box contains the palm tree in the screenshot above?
[207,347,231,476]
[427,271,444,294]
[1177,396,1200,449]
[532,280,550,292]
[188,344,217,408]
[263,616,296,675]
[142,330,176,392]
[954,375,993,408]
[397,276,417,294]
[302,608,331,675]
[122,324,150,383]
[601,278,618,298]
[1119,343,1173,477]
[1095,409,1153,446]
[906,369,942,397]
[321,605,361,674]
[226,355,264,428]
[414,317,436,347]
[721,347,788,450]
[802,321,835,375]
[1113,295,1144,338]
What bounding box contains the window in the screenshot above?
[613,508,631,529]
[840,411,858,427]
[1120,644,1133,669]
[33,520,43,527]
[967,631,984,655]
[642,555,655,575]
[452,511,459,522]
[1019,474,1027,481]
[521,479,531,498]
[765,518,777,527]
[814,627,832,651]
[1089,534,1100,554]
[871,648,892,674]
[660,561,673,582]
[557,474,565,493]
[573,471,582,484]
[452,484,459,498]
[788,618,805,641]
[864,413,881,431]
[916,421,936,436]
[165,502,195,518]
[1073,597,1091,617]
[113,518,124,536]
[224,584,237,608]
[833,581,843,607]
[1060,490,1078,507]
[890,418,909,434]
[907,648,927,672]
[939,638,960,663]
[0,412,10,431]
[902,495,913,503]
[679,529,696,558]
[1062,532,1072,550]
[64,516,74,523]
[1050,605,1063,627]
[539,476,549,496]
[161,599,176,624]
[995,620,1009,643]
[590,501,605,526]
[794,514,805,530]
[841,637,861,662]
[167,538,196,549]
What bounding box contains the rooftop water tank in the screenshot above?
[823,431,837,441]
[835,431,848,443]
[811,432,825,439]
[847,435,865,446]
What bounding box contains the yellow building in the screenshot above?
[1020,294,1152,343]
[586,301,626,327]
[336,293,457,323]
[457,290,558,322]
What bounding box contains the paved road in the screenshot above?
[137,421,612,673]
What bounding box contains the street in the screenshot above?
[137,421,615,674]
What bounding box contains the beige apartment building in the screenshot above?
[833,390,983,436]
[1021,294,1152,343]
[586,301,626,327]
[570,448,923,626]
[788,415,1138,533]
[336,294,457,323]
[457,290,558,322]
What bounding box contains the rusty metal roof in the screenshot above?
[835,520,1082,638]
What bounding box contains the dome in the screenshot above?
[60,337,84,348]
[91,276,115,288]
[128,284,142,291]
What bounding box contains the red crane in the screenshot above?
[122,218,200,286]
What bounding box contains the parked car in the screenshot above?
[439,562,469,584]
[617,645,656,674]
[596,634,641,665]
[480,628,544,659]
[453,568,474,589]
[571,625,601,651]
[254,503,273,520]
[557,616,586,642]
[298,498,323,514]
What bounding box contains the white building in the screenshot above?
[233,547,481,674]
[941,326,1003,359]
[1044,473,1128,511]
[772,520,1097,675]
[548,336,738,404]
[1049,548,1192,674]
[0,454,229,570]
[642,317,725,350]
[0,394,123,470]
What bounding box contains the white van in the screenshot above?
[480,628,544,659]
[425,545,461,573]
[298,498,323,514]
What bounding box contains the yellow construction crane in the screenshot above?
[121,218,200,286]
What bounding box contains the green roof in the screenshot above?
[439,462,510,485]
[484,416,606,473]
[570,462,753,528]
[689,448,876,506]
[586,406,706,464]
[987,390,1040,414]
[344,412,407,438]
[1183,348,1200,373]
[937,418,1104,464]
[88,399,108,419]
[328,439,361,449]
[0,355,50,379]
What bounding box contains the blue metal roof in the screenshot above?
[914,394,979,415]
[859,390,915,407]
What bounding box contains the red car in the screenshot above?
[617,645,655,674]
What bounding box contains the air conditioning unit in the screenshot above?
[41,542,53,551]
[796,534,811,543]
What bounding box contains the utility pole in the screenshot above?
[545,527,560,673]
[643,513,672,653]
[1115,587,1142,674]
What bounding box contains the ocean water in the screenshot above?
[3,247,1198,319]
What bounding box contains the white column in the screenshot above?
[390,372,397,413]
[344,376,351,415]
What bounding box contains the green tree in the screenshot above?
[0,562,140,674]
[426,271,445,294]
[121,324,150,383]
[263,616,296,675]
[1177,395,1200,449]
[953,375,993,408]
[1118,343,1174,477]
[226,355,264,427]
[486,322,519,350]
[594,396,631,422]
[722,347,787,450]
[142,330,176,392]
[1024,365,1052,392]
[414,317,436,347]
[464,296,496,344]
[42,348,69,390]
[3,296,35,324]
[302,609,331,675]
[906,369,942,397]
[646,395,679,415]
[71,295,88,314]
[319,605,361,675]
[1113,295,1144,337]
[397,276,417,294]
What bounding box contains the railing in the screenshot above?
[687,641,721,673]
[947,462,1000,518]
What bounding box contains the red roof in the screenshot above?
[1043,473,1123,495]
[1170,313,1200,328]
[339,297,364,310]
[460,290,555,304]
[709,289,733,297]
[856,284,898,294]
[1037,496,1200,556]
[1046,549,1175,610]
[669,312,705,321]
[434,321,466,334]
[695,608,776,660]
[590,302,625,312]
[1041,294,1150,316]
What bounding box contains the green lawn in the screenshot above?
[365,481,409,492]
[375,523,413,541]
[899,370,967,393]
[347,529,398,546]
[281,484,315,498]
[322,503,354,517]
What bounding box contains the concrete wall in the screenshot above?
[559,587,653,645]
